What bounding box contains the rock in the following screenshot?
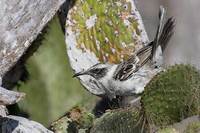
[0,115,53,133]
[0,0,65,78]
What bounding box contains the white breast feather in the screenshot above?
[98,54,163,97]
[103,65,163,96]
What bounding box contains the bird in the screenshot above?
[73,6,175,100]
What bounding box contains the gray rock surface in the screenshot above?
[0,0,65,77]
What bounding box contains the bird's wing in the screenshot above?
[113,43,152,81]
[113,55,138,81]
[113,7,175,81]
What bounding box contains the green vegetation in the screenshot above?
[50,107,94,133]
[142,65,200,127]
[18,16,96,126]
[90,108,141,133]
[15,0,200,131]
[68,0,143,63]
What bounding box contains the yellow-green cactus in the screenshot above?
[66,0,148,64]
[66,0,148,96]
[141,64,200,127]
[90,108,142,133]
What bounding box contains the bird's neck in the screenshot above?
[103,65,118,81]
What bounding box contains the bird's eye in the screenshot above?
[91,69,102,74]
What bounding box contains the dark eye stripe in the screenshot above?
[89,68,108,80]
[91,68,107,75]
[92,69,100,73]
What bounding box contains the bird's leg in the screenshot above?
[129,96,141,108]
[116,96,126,108]
[130,96,141,104]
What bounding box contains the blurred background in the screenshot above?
[17,16,96,126]
[136,0,200,68]
[16,0,200,126]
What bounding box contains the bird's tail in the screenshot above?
[136,6,175,67]
[151,6,175,60]
[158,17,175,52]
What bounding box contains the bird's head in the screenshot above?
[73,63,110,80]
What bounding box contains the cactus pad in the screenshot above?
[65,0,148,95]
[141,64,200,127]
[90,108,142,133]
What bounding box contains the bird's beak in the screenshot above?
[73,71,88,78]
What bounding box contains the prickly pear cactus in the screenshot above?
[90,108,142,133]
[65,0,148,95]
[141,64,200,128]
[50,107,94,133]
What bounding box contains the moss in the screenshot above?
[142,64,200,127]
